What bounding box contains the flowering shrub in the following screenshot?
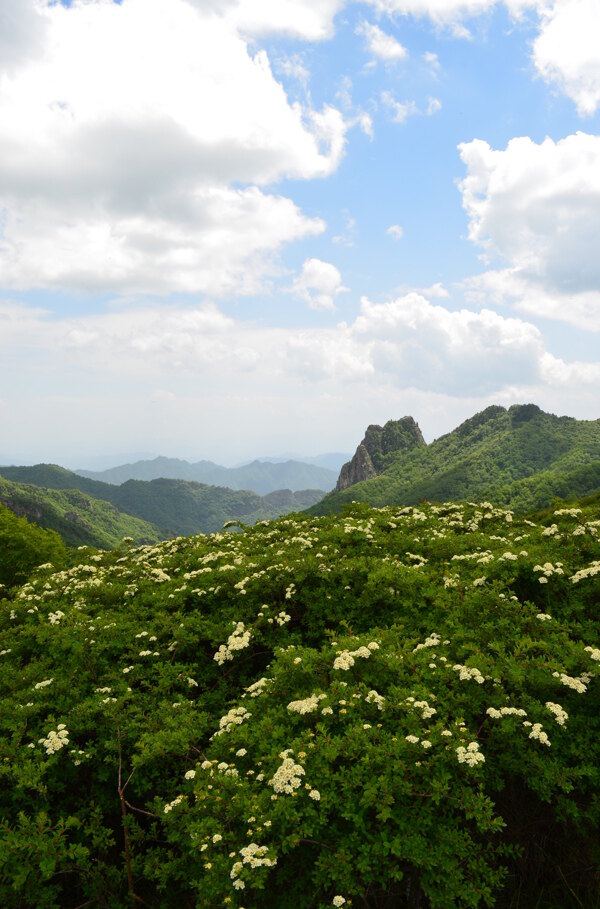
[0,500,599,907]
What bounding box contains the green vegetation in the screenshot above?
[1,498,599,907]
[0,466,325,540]
[0,477,161,549]
[315,405,600,515]
[0,504,68,592]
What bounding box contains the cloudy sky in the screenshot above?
[1,0,599,467]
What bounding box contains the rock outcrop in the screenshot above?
[336,417,426,492]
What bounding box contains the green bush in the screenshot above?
[1,501,599,907]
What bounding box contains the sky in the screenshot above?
[1,0,599,468]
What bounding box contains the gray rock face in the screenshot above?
[336,417,426,492]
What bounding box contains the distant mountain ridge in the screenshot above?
[0,465,326,544]
[313,404,600,515]
[75,456,338,494]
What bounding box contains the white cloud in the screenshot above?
[382,91,418,123]
[218,0,345,40]
[0,0,47,75]
[458,132,600,328]
[382,91,442,122]
[357,20,408,60]
[423,50,440,70]
[387,224,404,239]
[0,0,347,296]
[365,0,536,28]
[366,0,600,115]
[2,294,599,462]
[293,258,349,310]
[533,0,600,116]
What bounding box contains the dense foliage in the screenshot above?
[1,499,599,908]
[0,504,67,592]
[0,467,325,539]
[315,405,600,515]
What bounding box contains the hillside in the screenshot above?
[313,404,600,515]
[0,477,161,549]
[0,503,68,590]
[1,498,599,908]
[75,456,338,494]
[0,466,326,539]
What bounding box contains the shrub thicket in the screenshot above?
[1,501,599,907]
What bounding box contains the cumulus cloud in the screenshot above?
[357,20,408,60]
[458,132,600,329]
[533,0,600,116]
[0,0,347,296]
[293,258,349,310]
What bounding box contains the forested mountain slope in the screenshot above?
[313,404,600,515]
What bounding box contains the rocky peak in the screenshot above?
[336,417,425,492]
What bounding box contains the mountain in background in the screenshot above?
[312,404,600,515]
[0,465,326,543]
[74,456,338,494]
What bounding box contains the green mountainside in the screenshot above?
[0,503,68,591]
[0,477,161,549]
[0,466,326,541]
[75,455,338,493]
[313,404,600,515]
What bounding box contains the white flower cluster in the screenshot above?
[275,611,291,626]
[287,693,326,715]
[541,524,559,537]
[365,690,385,711]
[528,723,551,746]
[333,642,377,671]
[164,795,184,814]
[412,632,441,653]
[34,678,53,690]
[333,898,346,907]
[456,742,485,767]
[243,677,271,698]
[545,702,568,725]
[584,646,600,662]
[48,610,65,625]
[184,769,196,779]
[309,789,320,800]
[536,613,552,621]
[486,706,527,719]
[552,671,588,694]
[39,724,69,755]
[453,664,485,684]
[214,622,252,665]
[571,561,600,584]
[406,697,437,720]
[214,706,252,737]
[269,756,305,794]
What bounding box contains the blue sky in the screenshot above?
[1,0,599,466]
